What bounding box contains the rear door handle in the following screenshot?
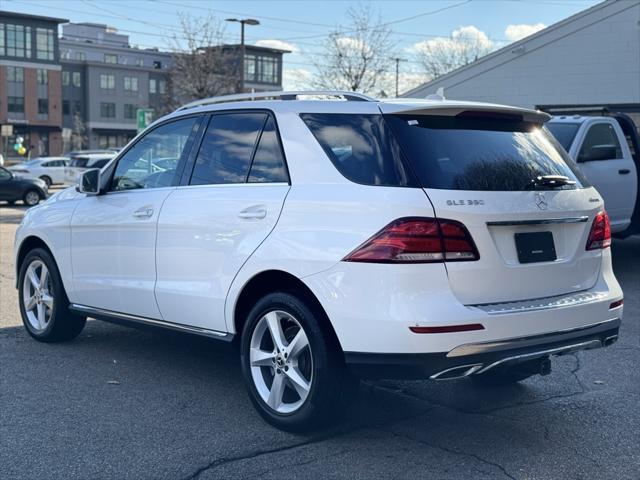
[618,169,630,175]
[238,206,267,220]
[133,206,154,218]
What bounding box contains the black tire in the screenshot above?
[23,189,41,206]
[18,247,86,342]
[471,362,537,387]
[40,175,52,187]
[240,291,349,432]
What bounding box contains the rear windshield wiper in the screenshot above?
[526,175,576,190]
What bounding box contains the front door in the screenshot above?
[155,112,290,332]
[70,116,201,318]
[0,167,19,201]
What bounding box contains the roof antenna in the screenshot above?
[426,87,445,101]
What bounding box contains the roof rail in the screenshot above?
[177,90,377,111]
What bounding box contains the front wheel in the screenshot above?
[23,189,41,206]
[240,292,347,432]
[18,248,86,342]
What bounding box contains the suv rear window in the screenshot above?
[385,115,589,191]
[300,113,416,187]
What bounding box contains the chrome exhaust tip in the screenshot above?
[603,335,618,347]
[430,364,483,381]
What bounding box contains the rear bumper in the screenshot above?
[345,318,620,379]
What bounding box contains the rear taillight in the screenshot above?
[343,217,479,263]
[586,211,611,251]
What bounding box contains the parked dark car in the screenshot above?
[0,167,48,206]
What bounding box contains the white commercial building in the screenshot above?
[404,0,640,126]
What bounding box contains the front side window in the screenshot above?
[385,114,588,191]
[111,117,198,191]
[190,113,266,185]
[36,28,54,60]
[578,123,623,162]
[300,113,415,187]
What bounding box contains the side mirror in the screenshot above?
[578,144,618,162]
[77,168,101,195]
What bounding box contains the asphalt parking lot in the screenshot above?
[1,197,638,480]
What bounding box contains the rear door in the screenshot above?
[573,121,637,232]
[155,112,290,332]
[382,108,602,305]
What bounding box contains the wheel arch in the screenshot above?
[232,269,344,355]
[15,236,55,287]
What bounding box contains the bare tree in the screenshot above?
[312,6,396,94]
[415,26,494,80]
[71,112,88,151]
[165,13,238,110]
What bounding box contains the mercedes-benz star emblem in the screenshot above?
[535,192,548,210]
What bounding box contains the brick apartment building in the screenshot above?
[0,11,67,158]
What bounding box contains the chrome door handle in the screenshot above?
[132,207,154,218]
[238,207,267,220]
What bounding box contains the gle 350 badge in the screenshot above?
[447,199,485,206]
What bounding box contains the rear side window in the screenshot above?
[190,113,266,185]
[546,122,580,151]
[300,113,416,187]
[385,115,589,191]
[248,116,288,183]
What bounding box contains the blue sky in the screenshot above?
[3,0,601,92]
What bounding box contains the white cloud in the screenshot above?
[504,23,546,42]
[283,68,312,90]
[410,25,493,56]
[254,39,298,53]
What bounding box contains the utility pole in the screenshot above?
[394,57,407,97]
[226,18,260,93]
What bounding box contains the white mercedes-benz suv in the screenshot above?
[14,91,623,431]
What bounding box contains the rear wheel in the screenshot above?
[39,175,52,187]
[18,248,86,342]
[23,190,41,206]
[240,291,347,431]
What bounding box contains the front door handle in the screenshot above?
[133,206,154,218]
[618,169,630,175]
[238,206,267,220]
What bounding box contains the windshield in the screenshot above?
[384,115,589,191]
[546,122,580,151]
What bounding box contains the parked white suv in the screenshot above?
[14,91,623,431]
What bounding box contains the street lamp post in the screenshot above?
[394,57,407,97]
[226,18,260,93]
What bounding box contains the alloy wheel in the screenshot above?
[22,260,54,332]
[25,191,40,206]
[249,310,313,414]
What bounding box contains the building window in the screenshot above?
[135,58,144,67]
[149,78,157,94]
[100,74,115,91]
[104,53,118,64]
[153,60,162,69]
[244,54,256,82]
[124,104,137,119]
[6,24,32,58]
[7,66,24,82]
[100,102,116,118]
[158,79,166,94]
[259,56,278,84]
[38,98,49,115]
[73,100,82,114]
[37,69,48,85]
[124,76,138,92]
[72,71,82,87]
[62,100,70,115]
[0,24,5,56]
[75,51,85,61]
[62,71,70,86]
[8,96,25,113]
[36,27,55,60]
[60,48,70,60]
